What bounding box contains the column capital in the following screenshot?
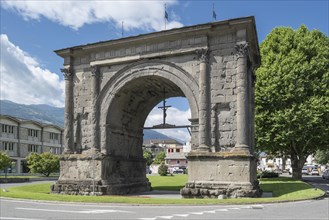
[61,67,74,80]
[234,42,249,59]
[196,48,209,63]
[91,65,100,77]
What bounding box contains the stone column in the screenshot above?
[232,42,250,154]
[196,48,211,152]
[91,66,100,151]
[61,67,74,153]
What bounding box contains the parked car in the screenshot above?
[322,170,329,180]
[302,167,309,175]
[310,169,319,176]
[173,169,184,174]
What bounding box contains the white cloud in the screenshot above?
[145,107,191,143]
[1,0,183,31]
[0,34,64,107]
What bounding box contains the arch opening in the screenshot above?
[105,75,188,159]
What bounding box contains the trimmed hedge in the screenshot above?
[257,171,279,178]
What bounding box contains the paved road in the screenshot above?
[302,175,329,194]
[1,197,328,220]
[1,178,328,220]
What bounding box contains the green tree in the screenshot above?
[255,25,329,180]
[27,152,60,177]
[143,150,153,166]
[0,152,12,178]
[153,151,166,164]
[158,163,168,176]
[314,149,329,165]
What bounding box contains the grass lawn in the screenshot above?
[0,176,41,179]
[0,175,325,205]
[0,174,59,178]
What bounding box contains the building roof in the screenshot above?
[165,152,187,160]
[0,114,63,131]
[143,139,183,146]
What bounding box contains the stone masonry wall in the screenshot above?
[70,31,239,152]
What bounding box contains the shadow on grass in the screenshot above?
[151,185,184,191]
[260,177,313,197]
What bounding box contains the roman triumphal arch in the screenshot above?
[52,16,262,198]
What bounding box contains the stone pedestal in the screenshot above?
[180,152,262,198]
[51,150,151,195]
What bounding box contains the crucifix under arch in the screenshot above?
[158,88,171,126]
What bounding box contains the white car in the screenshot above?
[322,170,329,180]
[310,169,319,176]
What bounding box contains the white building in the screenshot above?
[0,115,64,174]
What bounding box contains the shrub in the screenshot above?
[27,152,60,177]
[257,170,279,178]
[158,163,168,176]
[0,152,12,171]
[153,151,166,164]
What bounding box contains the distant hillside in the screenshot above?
[0,100,176,141]
[0,100,64,126]
[143,129,175,141]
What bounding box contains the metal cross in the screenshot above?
[158,88,171,126]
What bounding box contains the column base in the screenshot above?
[51,153,151,195]
[196,144,211,152]
[52,180,151,196]
[231,144,250,154]
[181,151,262,199]
[181,181,261,199]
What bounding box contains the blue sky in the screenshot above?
[0,0,328,142]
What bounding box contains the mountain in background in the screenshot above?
[0,100,64,126]
[0,100,177,141]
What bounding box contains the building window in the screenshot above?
[176,149,180,153]
[28,144,38,152]
[52,147,60,154]
[177,160,180,164]
[28,129,38,137]
[1,124,15,133]
[3,142,14,151]
[50,132,59,140]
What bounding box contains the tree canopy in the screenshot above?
[255,25,329,179]
[27,152,60,177]
[153,151,166,164]
[0,152,12,171]
[315,149,329,165]
[143,150,153,166]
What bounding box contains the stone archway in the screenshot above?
[96,61,198,194]
[52,16,262,198]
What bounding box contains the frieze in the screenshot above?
[98,36,207,61]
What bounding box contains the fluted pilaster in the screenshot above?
[61,67,74,153]
[91,66,100,151]
[231,42,250,154]
[196,48,211,152]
